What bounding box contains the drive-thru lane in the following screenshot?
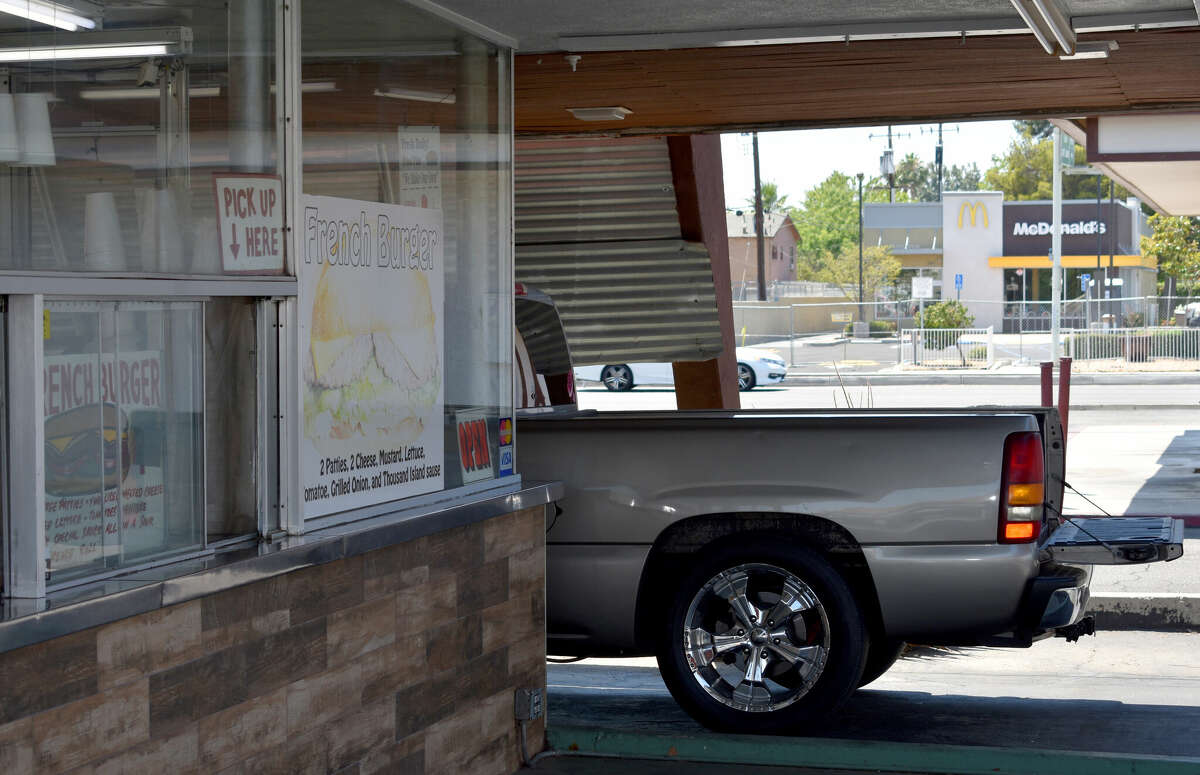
[537,631,1200,770]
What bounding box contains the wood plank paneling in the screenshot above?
[515,28,1200,134]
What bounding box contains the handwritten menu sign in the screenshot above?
[214,174,285,274]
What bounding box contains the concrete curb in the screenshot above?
[1088,594,1200,631]
[547,724,1200,775]
[782,372,1200,386]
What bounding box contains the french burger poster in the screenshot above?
[300,195,444,518]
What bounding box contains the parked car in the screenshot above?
[515,285,1184,734]
[575,347,787,392]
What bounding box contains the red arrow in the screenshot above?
[229,223,240,260]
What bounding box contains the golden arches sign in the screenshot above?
[957,201,989,229]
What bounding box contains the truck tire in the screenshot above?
[857,639,905,688]
[655,538,868,733]
[600,364,633,391]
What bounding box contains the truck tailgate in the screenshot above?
[1045,517,1185,565]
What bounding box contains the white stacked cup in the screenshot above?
[84,192,126,271]
[14,93,55,166]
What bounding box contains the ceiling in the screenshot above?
[430,0,1200,213]
[429,0,1197,53]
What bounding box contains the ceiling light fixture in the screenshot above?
[0,43,170,62]
[566,106,631,121]
[1059,39,1118,60]
[270,81,339,94]
[1009,0,1075,55]
[0,0,95,32]
[373,87,455,104]
[0,28,190,63]
[79,85,220,100]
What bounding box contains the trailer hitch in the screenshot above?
[1055,616,1096,643]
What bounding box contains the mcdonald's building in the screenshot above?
[863,191,1154,332]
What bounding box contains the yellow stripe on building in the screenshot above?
[987,254,1156,269]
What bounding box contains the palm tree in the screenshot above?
[745,181,789,213]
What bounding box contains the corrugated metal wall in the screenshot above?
[515,136,722,366]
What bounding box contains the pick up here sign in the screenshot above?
[213,174,285,274]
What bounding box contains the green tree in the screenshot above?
[984,121,1128,201]
[744,180,789,213]
[1141,214,1200,295]
[791,172,858,269]
[916,300,975,328]
[810,245,902,305]
[893,153,982,201]
[1013,119,1054,140]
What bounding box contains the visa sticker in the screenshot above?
[498,445,514,476]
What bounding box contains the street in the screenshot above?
[546,631,1200,757]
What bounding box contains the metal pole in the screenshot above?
[1057,357,1072,449]
[936,123,944,202]
[788,305,794,367]
[1109,179,1116,326]
[752,132,766,302]
[857,172,864,324]
[1051,130,1063,360]
[887,126,894,203]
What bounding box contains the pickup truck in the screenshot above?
[515,286,1184,734]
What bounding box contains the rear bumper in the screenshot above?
[1019,563,1093,633]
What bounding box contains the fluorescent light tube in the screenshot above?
[79,86,220,100]
[0,0,95,32]
[373,87,455,104]
[0,43,171,62]
[269,81,339,94]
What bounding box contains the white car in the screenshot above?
[575,347,787,392]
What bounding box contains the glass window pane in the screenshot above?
[0,0,279,275]
[300,1,511,514]
[44,300,204,581]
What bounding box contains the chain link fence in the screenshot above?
[733,296,1200,370]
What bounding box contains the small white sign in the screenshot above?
[912,276,934,299]
[397,127,442,210]
[830,312,852,323]
[213,174,285,274]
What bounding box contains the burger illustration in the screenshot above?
[304,263,440,444]
[45,402,133,496]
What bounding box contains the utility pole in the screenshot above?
[752,131,766,301]
[857,172,864,323]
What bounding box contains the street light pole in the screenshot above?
[857,172,864,325]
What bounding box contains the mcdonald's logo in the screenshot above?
[958,201,989,229]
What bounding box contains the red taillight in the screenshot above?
[999,431,1044,544]
[514,282,527,296]
[566,368,576,402]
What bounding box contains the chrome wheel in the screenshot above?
[681,562,830,713]
[737,363,755,391]
[601,364,633,391]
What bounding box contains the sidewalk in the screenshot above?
[783,362,1200,386]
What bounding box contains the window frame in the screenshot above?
[0,288,281,596]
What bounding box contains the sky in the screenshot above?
[721,120,1021,211]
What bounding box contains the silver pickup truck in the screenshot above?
[515,287,1184,733]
